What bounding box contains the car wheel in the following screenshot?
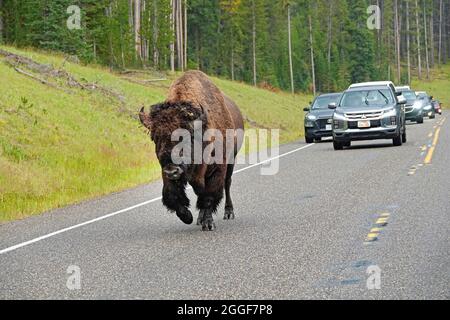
[305,136,314,144]
[402,130,407,143]
[430,113,436,119]
[416,115,424,124]
[393,134,403,146]
[333,140,344,150]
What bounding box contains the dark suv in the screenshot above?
[330,82,407,150]
[416,92,436,119]
[303,93,342,143]
[397,89,425,123]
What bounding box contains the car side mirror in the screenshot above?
[396,92,403,96]
[397,95,406,105]
[303,107,310,112]
[328,103,337,110]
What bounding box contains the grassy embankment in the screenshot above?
[412,64,450,108]
[0,46,310,222]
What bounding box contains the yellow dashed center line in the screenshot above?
[424,127,441,165]
[376,218,389,225]
[365,213,391,243]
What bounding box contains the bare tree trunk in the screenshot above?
[184,0,188,70]
[327,0,333,88]
[178,0,184,71]
[175,0,180,70]
[423,0,430,79]
[444,1,449,64]
[0,0,4,44]
[406,0,411,85]
[106,5,114,68]
[395,0,401,82]
[134,0,142,61]
[153,0,159,68]
[231,28,235,81]
[251,0,257,87]
[129,0,134,28]
[446,2,449,64]
[287,5,294,94]
[309,15,316,96]
[430,1,434,67]
[142,0,152,63]
[415,0,422,79]
[376,0,380,65]
[170,0,175,72]
[438,0,443,65]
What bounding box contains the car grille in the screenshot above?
[317,118,332,130]
[344,111,383,119]
[348,120,382,129]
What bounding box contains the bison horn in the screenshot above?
[139,106,152,129]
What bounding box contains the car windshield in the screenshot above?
[340,89,394,108]
[418,93,428,100]
[312,95,341,109]
[401,90,417,101]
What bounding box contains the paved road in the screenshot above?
[0,112,449,300]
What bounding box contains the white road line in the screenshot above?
[234,143,314,174]
[0,143,315,255]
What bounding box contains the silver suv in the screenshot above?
[329,81,407,150]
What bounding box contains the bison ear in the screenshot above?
[139,106,152,130]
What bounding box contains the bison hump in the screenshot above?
[166,71,234,130]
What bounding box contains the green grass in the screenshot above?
[412,64,450,108]
[0,46,311,222]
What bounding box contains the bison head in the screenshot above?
[139,102,206,181]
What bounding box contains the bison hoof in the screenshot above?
[224,208,235,220]
[201,218,216,232]
[176,208,193,225]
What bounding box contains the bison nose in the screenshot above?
[164,167,183,180]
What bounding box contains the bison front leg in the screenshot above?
[196,168,226,231]
[162,178,193,225]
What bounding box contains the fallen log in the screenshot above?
[13,66,73,94]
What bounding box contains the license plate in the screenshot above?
[358,120,371,128]
[326,124,332,131]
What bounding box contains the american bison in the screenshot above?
[139,71,244,231]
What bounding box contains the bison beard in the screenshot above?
[139,71,244,231]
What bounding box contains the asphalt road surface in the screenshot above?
[1,112,448,300]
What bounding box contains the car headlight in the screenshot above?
[383,108,397,117]
[332,112,346,129]
[306,114,317,121]
[333,112,346,120]
[305,121,315,128]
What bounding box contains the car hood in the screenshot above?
[335,104,396,114]
[412,99,427,108]
[306,109,334,118]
